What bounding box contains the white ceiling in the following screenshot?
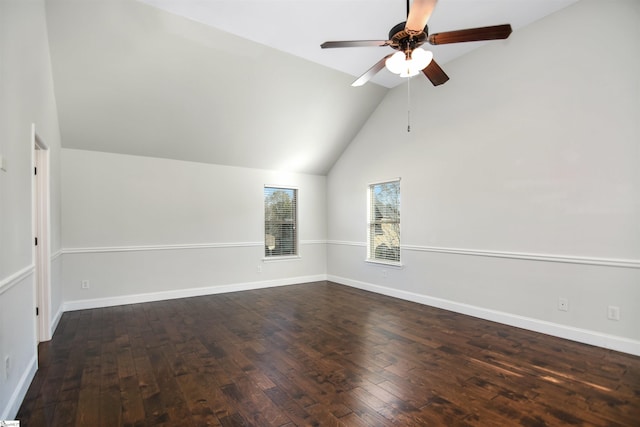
[138,0,579,88]
[45,0,579,175]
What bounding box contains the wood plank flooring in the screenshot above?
[17,281,640,426]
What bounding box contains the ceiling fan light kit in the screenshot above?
[385,47,433,77]
[320,0,513,87]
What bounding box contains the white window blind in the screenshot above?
[264,186,298,257]
[368,180,400,263]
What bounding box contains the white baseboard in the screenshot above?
[60,273,640,356]
[63,275,328,312]
[2,354,37,421]
[50,304,64,338]
[328,275,640,357]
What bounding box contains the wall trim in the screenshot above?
[62,242,263,254]
[62,240,327,255]
[328,275,640,357]
[327,240,640,269]
[402,244,640,269]
[1,354,37,420]
[300,240,327,245]
[51,249,62,261]
[63,275,328,312]
[328,240,366,247]
[50,305,64,338]
[0,264,35,296]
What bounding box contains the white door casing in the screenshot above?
[32,124,52,342]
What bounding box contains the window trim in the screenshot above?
[367,178,402,266]
[365,258,403,267]
[264,185,299,259]
[262,255,301,263]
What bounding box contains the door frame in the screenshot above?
[32,124,52,342]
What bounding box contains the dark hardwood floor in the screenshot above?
[17,281,640,426]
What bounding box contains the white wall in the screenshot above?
[0,0,63,419]
[327,0,640,355]
[61,149,327,309]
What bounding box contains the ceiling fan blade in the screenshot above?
[422,59,449,86]
[321,40,391,49]
[405,0,438,34]
[352,54,393,87]
[428,24,512,45]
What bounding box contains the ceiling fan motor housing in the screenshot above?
[389,22,428,52]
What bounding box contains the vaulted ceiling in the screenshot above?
[45,0,578,175]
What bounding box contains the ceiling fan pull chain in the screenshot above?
[407,76,411,132]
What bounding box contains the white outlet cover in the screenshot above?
[558,298,569,311]
[607,306,620,321]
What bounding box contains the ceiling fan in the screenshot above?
[321,0,512,87]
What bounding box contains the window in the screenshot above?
[368,180,400,263]
[264,186,298,257]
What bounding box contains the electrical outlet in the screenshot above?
[382,269,387,278]
[558,297,569,312]
[81,280,90,289]
[607,305,620,321]
[257,265,262,273]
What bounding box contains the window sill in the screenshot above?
[365,259,403,268]
[263,255,301,262]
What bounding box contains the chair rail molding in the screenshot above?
[327,241,640,269]
[62,240,328,254]
[0,264,35,296]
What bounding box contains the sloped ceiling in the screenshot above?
[45,0,388,175]
[45,0,578,175]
